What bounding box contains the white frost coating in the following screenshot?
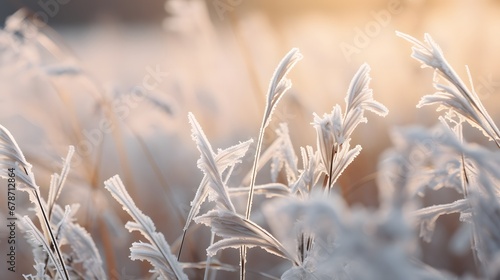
[105,175,188,280]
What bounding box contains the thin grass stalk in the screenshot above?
[44,147,75,278]
[456,123,482,275]
[460,154,482,275]
[32,182,70,280]
[105,175,187,279]
[463,68,500,149]
[203,164,234,279]
[444,116,482,275]
[244,47,302,218]
[244,94,275,219]
[0,124,69,279]
[242,48,302,280]
[451,67,500,148]
[204,232,216,280]
[240,247,246,280]
[47,146,74,219]
[177,230,188,261]
[327,143,338,192]
[397,32,500,148]
[241,111,267,279]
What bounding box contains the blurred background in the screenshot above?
[1,0,500,278]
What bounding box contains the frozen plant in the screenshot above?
[0,125,105,279]
[391,32,500,279]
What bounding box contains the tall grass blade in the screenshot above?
[51,204,107,279]
[179,138,253,259]
[104,175,188,280]
[47,146,74,218]
[188,112,236,213]
[397,32,500,148]
[0,125,70,280]
[20,216,67,280]
[313,64,387,191]
[242,48,302,280]
[195,210,299,264]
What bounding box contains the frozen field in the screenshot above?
[1,1,500,279]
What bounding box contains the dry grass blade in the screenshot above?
[412,199,469,242]
[327,141,362,189]
[263,48,303,128]
[0,124,37,189]
[178,138,253,260]
[397,32,500,148]
[345,63,389,117]
[189,112,236,213]
[241,48,302,280]
[290,146,322,195]
[313,105,343,176]
[246,48,303,218]
[104,175,188,280]
[343,63,389,137]
[0,125,70,280]
[313,64,387,190]
[183,139,253,230]
[51,204,107,279]
[47,146,74,218]
[228,183,291,198]
[188,112,256,278]
[21,216,67,280]
[195,210,299,265]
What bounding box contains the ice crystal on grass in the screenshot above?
[240,48,302,280]
[245,47,303,216]
[20,217,66,280]
[290,146,323,195]
[378,125,462,200]
[182,138,253,231]
[23,262,50,280]
[343,64,390,132]
[21,202,105,279]
[313,64,388,190]
[195,210,298,264]
[13,145,105,279]
[8,18,500,279]
[0,125,71,279]
[47,147,74,217]
[413,199,469,242]
[50,204,107,279]
[388,32,500,278]
[398,32,500,147]
[188,112,236,213]
[262,48,303,129]
[0,124,37,190]
[105,175,188,280]
[179,120,253,261]
[264,193,443,280]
